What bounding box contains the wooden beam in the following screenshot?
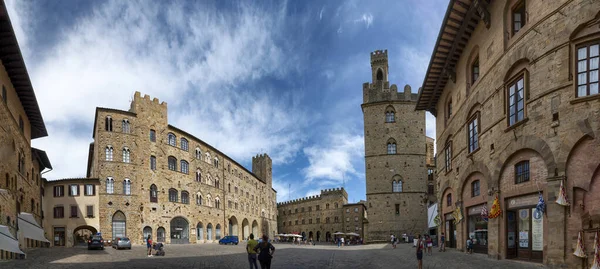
[450,8,465,18]
[474,0,491,29]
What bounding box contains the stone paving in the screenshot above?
[0,242,547,269]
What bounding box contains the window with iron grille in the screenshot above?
[515,161,530,184]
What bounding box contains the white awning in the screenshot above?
[18,213,50,243]
[0,225,24,254]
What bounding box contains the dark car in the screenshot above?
[218,235,239,245]
[88,235,105,250]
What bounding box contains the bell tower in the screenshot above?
[371,50,389,86]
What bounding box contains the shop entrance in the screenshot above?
[506,208,543,262]
[444,213,456,248]
[467,205,488,254]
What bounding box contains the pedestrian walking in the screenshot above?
[340,237,345,247]
[246,233,259,269]
[390,234,395,248]
[416,234,424,269]
[146,235,153,257]
[466,236,473,254]
[253,235,275,269]
[426,235,433,255]
[392,235,397,249]
[439,232,446,252]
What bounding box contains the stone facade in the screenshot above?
[87,92,277,245]
[276,188,366,241]
[416,0,600,267]
[426,136,436,203]
[362,50,428,242]
[42,178,100,247]
[0,1,52,259]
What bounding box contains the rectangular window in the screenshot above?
[468,116,479,153]
[68,184,79,196]
[512,1,526,36]
[84,184,95,196]
[150,156,156,170]
[508,76,525,126]
[515,161,530,184]
[472,58,479,84]
[150,129,156,142]
[576,42,600,97]
[472,181,480,197]
[53,206,64,219]
[70,205,78,218]
[395,204,400,215]
[86,205,94,218]
[444,143,452,172]
[53,185,64,197]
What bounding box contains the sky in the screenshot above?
[8,0,446,203]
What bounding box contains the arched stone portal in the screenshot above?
[196,222,204,242]
[112,211,126,239]
[143,226,152,241]
[207,223,213,241]
[242,218,250,239]
[157,227,165,242]
[252,220,259,236]
[229,216,239,236]
[326,232,331,242]
[309,231,313,240]
[170,217,189,244]
[73,225,97,246]
[317,231,321,242]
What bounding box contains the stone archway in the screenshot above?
[229,216,239,236]
[317,231,321,242]
[252,220,259,236]
[325,232,331,242]
[170,217,189,244]
[309,231,313,240]
[196,222,204,242]
[143,226,152,241]
[73,225,97,247]
[242,218,250,239]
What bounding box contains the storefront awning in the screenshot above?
[17,213,49,243]
[0,225,24,254]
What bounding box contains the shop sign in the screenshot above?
[507,194,538,209]
[532,209,543,251]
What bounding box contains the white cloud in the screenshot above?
[8,0,307,180]
[354,13,373,29]
[319,7,325,21]
[302,132,364,183]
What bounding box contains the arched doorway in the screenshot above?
[326,232,331,242]
[112,211,126,239]
[309,231,313,240]
[242,219,250,239]
[252,220,259,236]
[143,226,152,241]
[170,217,189,244]
[207,223,213,241]
[157,227,166,242]
[196,222,203,242]
[316,231,321,242]
[229,216,238,236]
[73,226,97,247]
[216,224,222,240]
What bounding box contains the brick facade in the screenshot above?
[416,0,600,267]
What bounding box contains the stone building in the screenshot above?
[86,92,277,245]
[276,188,367,241]
[0,1,53,260]
[415,0,600,267]
[42,178,100,247]
[362,50,428,242]
[426,136,436,204]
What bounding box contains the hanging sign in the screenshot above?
[532,209,543,251]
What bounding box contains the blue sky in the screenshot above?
[9,0,445,203]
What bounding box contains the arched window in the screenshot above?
[196,223,203,241]
[168,156,177,171]
[150,184,158,202]
[215,177,220,188]
[207,223,213,240]
[122,147,130,163]
[195,148,202,159]
[215,224,221,240]
[215,197,220,209]
[196,169,202,182]
[143,226,152,241]
[181,191,189,204]
[205,152,211,162]
[335,203,338,209]
[122,119,130,134]
[207,175,213,186]
[180,160,189,174]
[157,227,165,242]
[105,146,113,161]
[446,193,452,207]
[123,178,131,195]
[206,194,212,207]
[385,106,395,123]
[196,193,202,205]
[112,211,126,238]
[213,157,219,168]
[168,133,176,146]
[105,116,113,132]
[392,179,403,192]
[376,68,383,81]
[180,138,189,151]
[169,188,178,202]
[387,139,397,154]
[106,177,114,194]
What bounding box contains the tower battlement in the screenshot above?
[370,49,388,64]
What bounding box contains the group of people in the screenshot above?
[246,234,276,269]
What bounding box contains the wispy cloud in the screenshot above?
[354,13,373,28]
[302,132,364,184]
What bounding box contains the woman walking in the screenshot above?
[146,235,153,257]
[254,235,275,269]
[416,234,423,269]
[426,235,433,255]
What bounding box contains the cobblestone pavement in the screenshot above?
[0,242,547,269]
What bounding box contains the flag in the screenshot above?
[453,206,464,224]
[481,204,489,222]
[535,192,545,214]
[488,195,502,219]
[434,215,441,227]
[573,231,586,258]
[556,180,570,206]
[592,231,600,269]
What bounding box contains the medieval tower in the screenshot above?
[362,50,428,241]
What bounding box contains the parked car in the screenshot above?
[219,235,239,245]
[88,235,105,250]
[112,237,132,250]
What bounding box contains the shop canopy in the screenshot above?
[17,213,50,243]
[0,225,24,254]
